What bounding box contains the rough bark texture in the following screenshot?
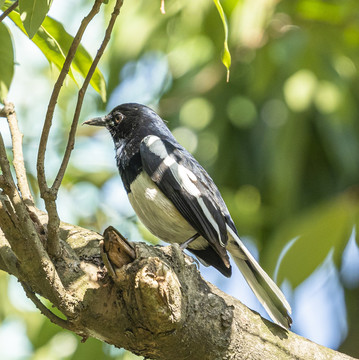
[0,199,356,360]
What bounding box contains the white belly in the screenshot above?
[128,171,208,250]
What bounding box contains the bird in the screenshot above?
[83,103,292,328]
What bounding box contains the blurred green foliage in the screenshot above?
[1,0,359,358]
[0,21,14,101]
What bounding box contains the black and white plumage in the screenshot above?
[84,103,292,328]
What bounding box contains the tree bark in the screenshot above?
[0,199,355,360]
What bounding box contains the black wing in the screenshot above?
[139,135,232,271]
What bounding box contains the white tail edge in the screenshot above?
[226,225,292,329]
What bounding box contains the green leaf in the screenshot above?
[0,23,14,102]
[8,10,76,82]
[213,0,231,81]
[8,11,106,101]
[269,195,358,288]
[42,16,107,102]
[0,0,5,9]
[19,0,52,38]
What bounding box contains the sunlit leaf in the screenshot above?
[19,0,52,38]
[267,195,358,288]
[41,16,107,102]
[8,11,106,101]
[0,23,14,102]
[0,0,5,8]
[8,10,76,82]
[213,0,231,81]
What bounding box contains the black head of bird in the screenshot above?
[83,103,169,145]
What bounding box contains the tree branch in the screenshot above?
[0,132,15,188]
[0,137,76,316]
[52,0,124,192]
[1,100,34,207]
[36,0,124,258]
[0,211,355,360]
[0,225,19,277]
[0,133,38,243]
[0,0,18,23]
[36,0,104,257]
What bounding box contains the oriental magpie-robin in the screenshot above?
[84,103,292,328]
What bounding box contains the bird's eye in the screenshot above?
[114,113,124,123]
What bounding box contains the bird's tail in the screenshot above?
[226,225,292,329]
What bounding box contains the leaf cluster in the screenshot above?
[0,0,106,102]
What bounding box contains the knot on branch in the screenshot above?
[43,188,57,201]
[109,252,185,334]
[0,100,15,118]
[116,255,184,334]
[101,228,188,336]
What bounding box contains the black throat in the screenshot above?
[118,151,142,193]
[114,131,147,193]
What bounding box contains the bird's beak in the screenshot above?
[82,115,107,127]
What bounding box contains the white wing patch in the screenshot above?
[164,156,175,167]
[175,164,200,197]
[145,135,159,146]
[143,135,201,198]
[142,134,224,246]
[143,135,166,157]
[198,198,223,246]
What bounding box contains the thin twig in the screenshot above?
[0,133,41,247]
[2,100,34,206]
[20,282,77,332]
[0,124,36,238]
[0,102,41,233]
[36,0,103,256]
[36,0,103,193]
[0,0,18,23]
[0,134,32,241]
[52,0,124,192]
